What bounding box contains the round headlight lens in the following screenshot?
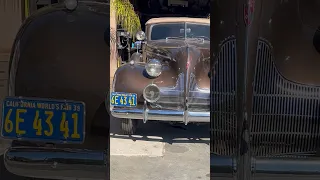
[65,0,78,11]
[136,31,146,41]
[145,59,162,77]
[143,84,161,103]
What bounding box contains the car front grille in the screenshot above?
[251,39,320,157]
[156,73,210,111]
[211,37,320,157]
[211,37,238,156]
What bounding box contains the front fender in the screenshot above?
[112,63,178,104]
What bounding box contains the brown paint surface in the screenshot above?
[114,38,210,99]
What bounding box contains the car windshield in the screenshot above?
[150,22,210,40]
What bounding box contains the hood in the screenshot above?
[145,39,210,90]
[146,39,210,60]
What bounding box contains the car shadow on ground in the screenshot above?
[0,155,24,179]
[110,117,210,145]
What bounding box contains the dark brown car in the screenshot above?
[211,0,320,179]
[110,17,210,134]
[1,1,109,179]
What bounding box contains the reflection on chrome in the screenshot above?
[111,72,210,124]
[4,147,107,180]
[211,153,320,176]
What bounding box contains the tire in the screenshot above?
[120,119,138,135]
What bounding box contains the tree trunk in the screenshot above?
[110,0,117,90]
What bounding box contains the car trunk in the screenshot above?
[9,2,110,150]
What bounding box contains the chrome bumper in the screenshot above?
[110,106,209,124]
[211,154,320,177]
[4,147,107,180]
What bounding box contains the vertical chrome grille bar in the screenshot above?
[211,37,237,156]
[251,39,320,157]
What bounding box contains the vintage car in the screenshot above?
[1,0,109,179]
[110,17,210,134]
[211,0,320,179]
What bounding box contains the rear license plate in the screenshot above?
[1,97,85,144]
[110,92,137,107]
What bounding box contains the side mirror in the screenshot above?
[134,41,142,50]
[135,31,146,41]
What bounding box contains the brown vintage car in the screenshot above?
[211,0,320,179]
[1,1,109,179]
[110,17,210,134]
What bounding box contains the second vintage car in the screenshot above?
[110,17,210,134]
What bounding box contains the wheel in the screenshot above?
[120,119,138,135]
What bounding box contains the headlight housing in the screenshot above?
[145,59,162,77]
[136,31,146,41]
[143,84,161,103]
[65,0,78,11]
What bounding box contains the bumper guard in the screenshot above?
[111,101,209,124]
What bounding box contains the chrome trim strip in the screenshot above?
[143,100,148,123]
[211,153,320,176]
[111,107,209,123]
[4,147,107,180]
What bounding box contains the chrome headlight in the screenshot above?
[145,59,162,77]
[143,84,160,103]
[136,31,146,41]
[65,0,78,11]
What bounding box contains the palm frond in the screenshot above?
[111,0,141,40]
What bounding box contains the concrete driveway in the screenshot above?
[0,117,210,180]
[110,117,210,180]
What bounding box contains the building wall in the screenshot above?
[0,0,23,146]
[0,0,22,54]
[0,0,23,100]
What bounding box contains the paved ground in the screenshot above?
[109,117,210,180]
[0,117,210,180]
